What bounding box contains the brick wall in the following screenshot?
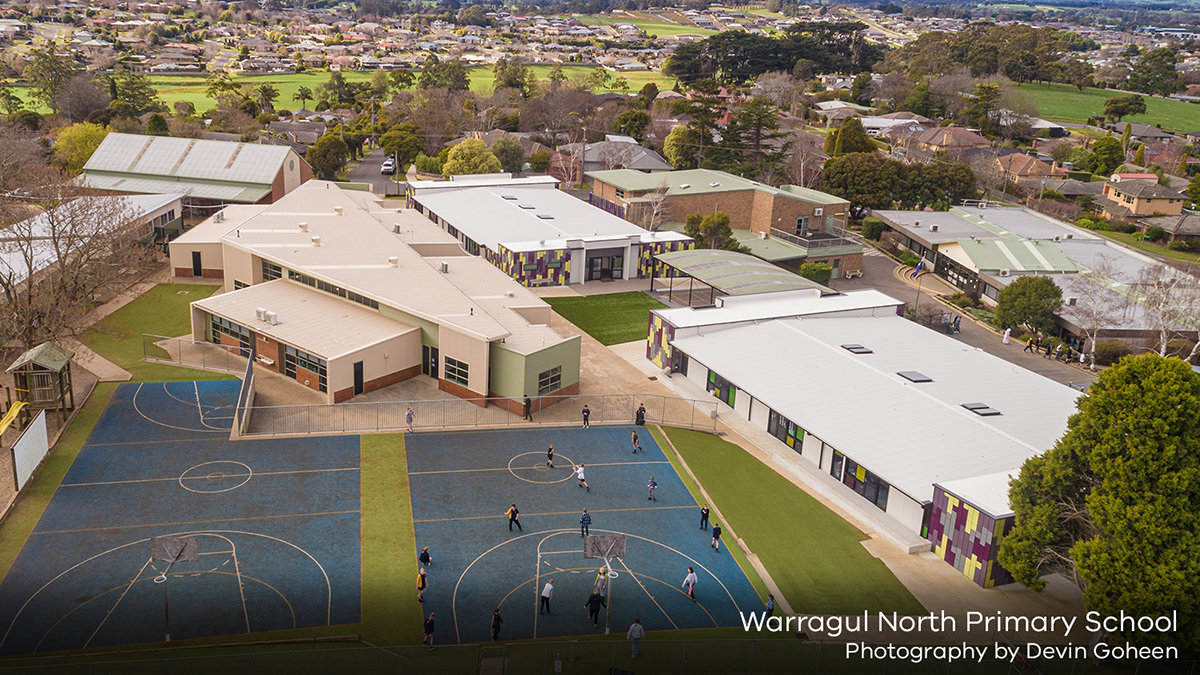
[296,365,323,393]
[487,382,581,416]
[333,363,422,403]
[255,334,281,373]
[174,267,225,279]
[439,378,487,407]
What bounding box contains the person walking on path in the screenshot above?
[523,395,533,422]
[575,464,590,492]
[1002,327,1011,345]
[766,594,776,618]
[405,406,415,433]
[631,430,641,454]
[711,523,722,552]
[419,546,432,568]
[627,618,645,658]
[546,444,554,468]
[682,566,698,602]
[584,589,607,628]
[581,404,590,428]
[580,508,591,537]
[416,567,428,603]
[647,476,658,501]
[594,568,608,598]
[699,505,710,531]
[423,612,436,649]
[539,579,554,614]
[1055,342,1064,361]
[1023,336,1035,353]
[635,403,646,426]
[507,504,522,532]
[491,608,504,641]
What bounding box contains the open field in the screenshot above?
[578,13,718,37]
[1018,82,1200,132]
[544,291,668,346]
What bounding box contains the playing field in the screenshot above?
[0,381,362,655]
[405,425,762,644]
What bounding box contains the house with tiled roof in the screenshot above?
[996,153,1065,183]
[1098,178,1185,222]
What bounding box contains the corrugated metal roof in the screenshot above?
[670,315,1078,504]
[83,133,292,188]
[80,174,271,202]
[730,230,807,261]
[586,168,848,206]
[192,279,418,360]
[937,472,1016,519]
[955,238,1080,273]
[655,249,833,296]
[654,289,903,329]
[6,342,75,373]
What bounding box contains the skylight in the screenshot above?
[962,402,1002,417]
[841,344,873,354]
[897,371,932,383]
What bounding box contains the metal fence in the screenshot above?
[0,638,1186,675]
[142,334,252,374]
[242,393,718,437]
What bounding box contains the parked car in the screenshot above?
[381,158,396,175]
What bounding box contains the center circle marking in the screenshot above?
[507,452,574,484]
[179,461,252,493]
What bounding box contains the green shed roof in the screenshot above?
[730,230,808,262]
[6,342,75,373]
[586,169,848,206]
[655,249,834,296]
[955,238,1081,274]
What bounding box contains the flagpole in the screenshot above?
[913,259,925,315]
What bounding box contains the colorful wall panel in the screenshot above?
[928,487,1015,588]
[646,312,675,368]
[638,239,695,278]
[588,193,626,219]
[488,245,571,287]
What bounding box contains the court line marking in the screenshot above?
[60,467,361,489]
[158,382,235,414]
[533,532,559,638]
[31,510,361,536]
[83,556,153,649]
[411,461,669,476]
[3,529,325,650]
[507,452,576,485]
[178,461,253,494]
[615,556,677,630]
[158,383,232,432]
[415,505,690,524]
[617,564,718,627]
[131,384,227,434]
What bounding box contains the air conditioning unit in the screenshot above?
[929,224,939,232]
[913,221,921,228]
[758,231,767,239]
[394,224,402,233]
[999,269,1011,277]
[440,261,449,274]
[1053,235,1062,242]
[814,208,824,216]
[1067,297,1078,306]
[265,311,279,325]
[214,211,225,223]
[256,355,275,367]
[1066,234,1073,239]
[255,307,267,322]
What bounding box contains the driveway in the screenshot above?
[345,148,407,196]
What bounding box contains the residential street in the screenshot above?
[345,148,407,197]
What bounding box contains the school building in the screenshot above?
[647,290,1079,587]
[168,180,581,406]
[406,174,693,287]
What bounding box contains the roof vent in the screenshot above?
[897,371,932,383]
[841,344,873,354]
[501,195,518,200]
[299,221,309,232]
[519,204,535,209]
[999,268,1010,277]
[913,221,921,228]
[962,402,1002,417]
[708,182,720,187]
[505,290,515,298]
[388,256,399,268]
[334,206,343,216]
[679,183,691,189]
[311,236,321,247]
[1053,235,1062,242]
[537,214,554,220]
[214,211,225,223]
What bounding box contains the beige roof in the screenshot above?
[192,279,418,360]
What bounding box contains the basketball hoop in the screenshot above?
[583,534,626,579]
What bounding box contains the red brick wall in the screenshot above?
[438,378,487,407]
[174,267,224,279]
[217,332,243,355]
[299,156,313,184]
[296,365,323,393]
[487,382,581,415]
[333,363,422,403]
[255,334,281,373]
[270,170,285,203]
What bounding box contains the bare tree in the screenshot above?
[599,142,633,170]
[53,72,112,123]
[0,123,50,190]
[753,71,805,112]
[968,149,1007,197]
[1129,262,1200,360]
[0,170,161,349]
[931,67,974,121]
[644,179,670,231]
[783,131,825,188]
[869,72,913,111]
[1058,255,1130,368]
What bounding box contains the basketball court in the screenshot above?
[406,426,761,644]
[0,380,362,655]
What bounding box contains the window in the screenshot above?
[284,345,327,393]
[233,280,248,290]
[290,271,379,310]
[830,450,845,481]
[537,366,562,395]
[444,357,469,386]
[767,409,803,451]
[262,260,282,281]
[841,457,890,510]
[547,262,562,269]
[796,215,809,235]
[523,263,539,271]
[210,315,250,351]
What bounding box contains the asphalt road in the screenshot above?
[345,148,407,197]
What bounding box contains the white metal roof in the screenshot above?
[656,289,904,329]
[412,185,658,250]
[936,472,1017,519]
[83,133,293,190]
[670,315,1079,504]
[192,279,419,360]
[80,174,272,202]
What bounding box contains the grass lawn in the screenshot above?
[577,13,718,36]
[360,434,422,645]
[544,291,667,346]
[467,64,676,95]
[80,282,234,382]
[1093,230,1200,266]
[658,426,927,617]
[1018,82,1200,132]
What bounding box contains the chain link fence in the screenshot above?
[242,393,718,437]
[142,334,252,374]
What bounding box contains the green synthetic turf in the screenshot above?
[659,427,927,617]
[360,433,422,645]
[80,283,234,382]
[544,292,667,346]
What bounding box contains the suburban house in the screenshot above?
[1098,178,1184,222]
[996,154,1065,183]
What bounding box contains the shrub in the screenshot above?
[900,253,921,267]
[861,217,885,241]
[1120,222,1139,234]
[1145,225,1166,242]
[798,262,833,286]
[414,152,442,174]
[1169,240,1192,252]
[947,292,978,309]
[1093,340,1133,366]
[1075,217,1097,229]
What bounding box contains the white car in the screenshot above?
[380,159,396,175]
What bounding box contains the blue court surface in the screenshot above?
[406,426,761,644]
[0,381,361,655]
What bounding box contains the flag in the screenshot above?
[914,259,925,274]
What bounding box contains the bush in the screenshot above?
[861,217,885,241]
[900,253,921,267]
[947,292,978,309]
[1145,225,1166,242]
[1120,222,1138,234]
[1168,240,1194,252]
[1093,340,1133,366]
[414,152,442,174]
[798,262,833,286]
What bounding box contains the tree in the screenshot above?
[615,110,651,142]
[1090,136,1123,177]
[1131,263,1200,361]
[1001,50,1039,84]
[442,138,501,177]
[379,123,425,170]
[53,123,109,172]
[850,72,872,105]
[205,72,240,100]
[418,55,470,91]
[53,73,111,123]
[663,126,700,170]
[254,83,280,111]
[1058,253,1127,367]
[798,262,833,285]
[643,180,670,232]
[993,275,1062,334]
[825,118,874,156]
[1133,144,1145,166]
[0,84,24,115]
[637,82,659,109]
[146,113,169,136]
[22,45,80,112]
[1120,122,1132,155]
[1187,173,1200,209]
[307,134,349,179]
[1127,48,1182,97]
[491,137,525,174]
[293,85,314,108]
[110,71,164,115]
[1104,94,1146,123]
[684,212,743,251]
[819,153,902,218]
[998,354,1200,652]
[528,149,552,174]
[493,57,534,98]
